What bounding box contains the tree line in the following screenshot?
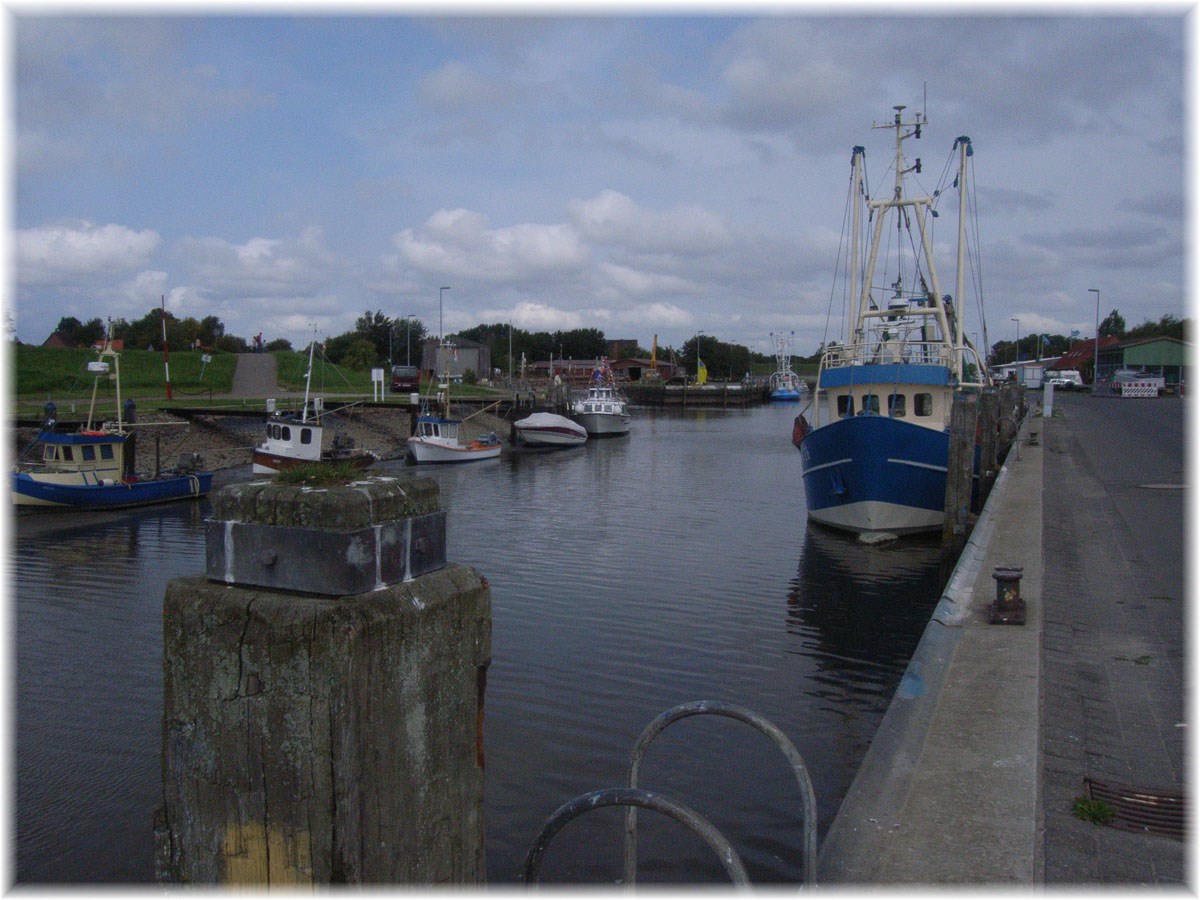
[44,305,1188,376]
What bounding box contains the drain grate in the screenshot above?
[1085,777,1186,839]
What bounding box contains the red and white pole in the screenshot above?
[161,294,173,400]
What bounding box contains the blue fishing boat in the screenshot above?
[13,333,212,510]
[768,331,807,402]
[792,105,990,535]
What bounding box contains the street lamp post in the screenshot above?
[1089,288,1100,385]
[438,287,450,374]
[1011,317,1020,365]
[405,314,415,366]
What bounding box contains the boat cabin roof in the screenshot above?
[820,363,952,389]
[40,430,125,445]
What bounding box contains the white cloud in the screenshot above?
[391,209,589,283]
[179,227,338,298]
[17,221,161,285]
[418,61,511,111]
[569,190,731,254]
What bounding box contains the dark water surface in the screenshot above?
[15,403,945,885]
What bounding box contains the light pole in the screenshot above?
[1011,317,1020,365]
[438,287,450,375]
[1089,288,1100,385]
[694,330,706,383]
[405,314,415,366]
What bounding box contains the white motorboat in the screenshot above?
[407,323,503,464]
[513,412,588,447]
[571,360,631,437]
[407,412,502,463]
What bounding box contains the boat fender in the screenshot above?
[792,415,810,449]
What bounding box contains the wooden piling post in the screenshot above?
[157,477,490,885]
[942,391,979,549]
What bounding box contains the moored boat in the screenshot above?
[792,105,990,535]
[252,338,379,475]
[571,359,631,437]
[13,332,213,510]
[513,411,588,447]
[769,331,807,401]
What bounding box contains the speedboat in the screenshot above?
[571,359,631,437]
[513,412,587,447]
[792,105,990,535]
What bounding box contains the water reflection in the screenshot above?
[15,405,946,886]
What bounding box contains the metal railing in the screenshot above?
[522,700,817,887]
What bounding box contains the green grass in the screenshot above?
[13,345,237,401]
[272,460,365,487]
[1072,796,1116,825]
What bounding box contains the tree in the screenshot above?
[342,338,378,370]
[1099,309,1126,338]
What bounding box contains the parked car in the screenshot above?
[390,364,421,392]
[1045,369,1084,391]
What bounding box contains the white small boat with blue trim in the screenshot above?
[513,412,588,447]
[407,339,502,464]
[792,104,990,535]
[769,331,807,402]
[13,333,212,509]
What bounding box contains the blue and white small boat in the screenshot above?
[13,334,212,510]
[768,332,807,401]
[792,105,990,535]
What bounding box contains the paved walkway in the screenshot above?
[1040,393,1185,883]
[228,351,283,398]
[818,392,1187,886]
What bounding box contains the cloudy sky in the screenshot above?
[10,9,1187,359]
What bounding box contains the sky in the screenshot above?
[8,6,1189,361]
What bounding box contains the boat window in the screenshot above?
[82,446,96,461]
[861,394,880,415]
[43,446,56,462]
[271,425,280,440]
[281,426,291,441]
[889,393,907,417]
[915,393,933,417]
[100,445,114,460]
[837,394,854,417]
[61,446,73,461]
[301,428,313,445]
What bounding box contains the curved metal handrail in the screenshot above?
[522,787,749,887]
[623,700,817,886]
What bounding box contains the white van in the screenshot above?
[1045,370,1084,390]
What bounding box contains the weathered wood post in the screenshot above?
[942,391,979,550]
[156,476,490,885]
[976,387,1000,508]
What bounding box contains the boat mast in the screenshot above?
[301,331,316,424]
[858,105,952,355]
[848,146,865,345]
[953,135,972,381]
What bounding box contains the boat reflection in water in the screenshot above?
[785,526,946,770]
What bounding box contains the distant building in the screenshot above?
[419,336,491,382]
[42,331,72,348]
[1104,335,1190,388]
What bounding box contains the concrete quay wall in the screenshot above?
[819,395,1187,886]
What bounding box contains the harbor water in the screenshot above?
[15,402,947,885]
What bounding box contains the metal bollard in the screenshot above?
[989,565,1026,625]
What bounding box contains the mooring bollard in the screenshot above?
[156,476,490,885]
[989,564,1026,625]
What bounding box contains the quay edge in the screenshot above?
[818,411,1044,883]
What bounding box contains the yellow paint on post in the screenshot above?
[221,822,313,885]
